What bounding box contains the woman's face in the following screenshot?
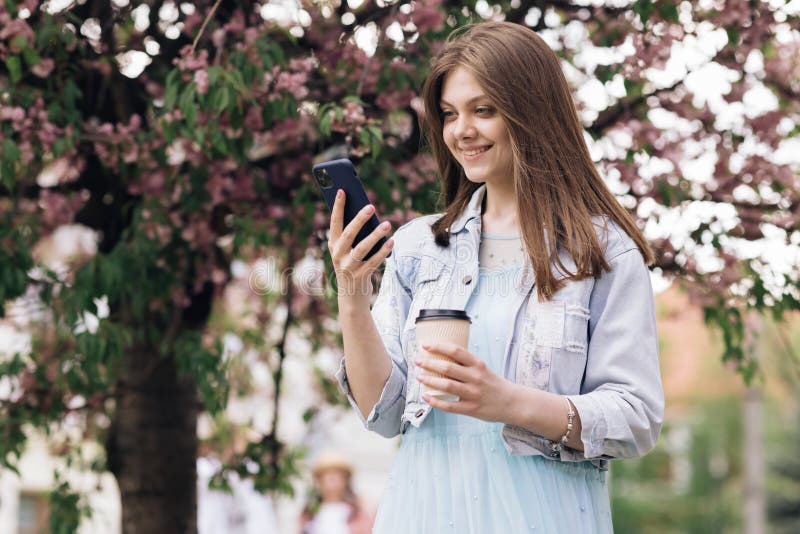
[316,468,349,502]
[439,66,513,187]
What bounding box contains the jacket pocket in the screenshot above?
[549,301,590,393]
[515,300,564,391]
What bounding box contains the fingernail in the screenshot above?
[363,204,374,214]
[380,221,390,229]
[421,394,430,402]
[421,343,431,350]
[414,359,422,366]
[336,190,343,198]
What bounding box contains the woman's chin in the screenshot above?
[463,170,491,184]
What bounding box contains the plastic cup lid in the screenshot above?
[415,309,471,323]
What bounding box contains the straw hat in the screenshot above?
[311,450,353,479]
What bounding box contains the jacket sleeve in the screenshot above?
[562,248,664,461]
[335,250,412,438]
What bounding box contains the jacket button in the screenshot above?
[462,275,472,285]
[415,408,424,417]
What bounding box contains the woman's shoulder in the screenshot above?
[395,212,443,235]
[590,214,640,262]
[390,212,444,255]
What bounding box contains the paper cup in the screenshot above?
[415,309,471,402]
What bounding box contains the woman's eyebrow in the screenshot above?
[439,95,489,107]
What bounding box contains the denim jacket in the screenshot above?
[335,184,664,470]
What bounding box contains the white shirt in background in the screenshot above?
[307,502,350,534]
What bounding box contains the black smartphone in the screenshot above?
[313,158,388,261]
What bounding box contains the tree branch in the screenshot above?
[265,247,295,473]
[588,78,683,136]
[191,0,224,55]
[505,0,632,25]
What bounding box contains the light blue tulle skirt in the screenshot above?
[372,269,614,534]
[372,412,613,533]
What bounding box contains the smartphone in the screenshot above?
[313,158,388,261]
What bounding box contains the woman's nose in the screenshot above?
[453,114,476,139]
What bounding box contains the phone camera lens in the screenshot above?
[314,168,332,187]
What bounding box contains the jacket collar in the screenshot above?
[448,184,486,234]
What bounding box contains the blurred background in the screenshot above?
[1,0,798,533]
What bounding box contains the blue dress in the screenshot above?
[372,234,613,533]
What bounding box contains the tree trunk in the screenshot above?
[743,313,765,534]
[744,386,765,534]
[108,349,199,534]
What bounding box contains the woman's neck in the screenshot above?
[481,181,519,234]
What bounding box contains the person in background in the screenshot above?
[299,451,374,534]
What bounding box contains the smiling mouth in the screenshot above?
[462,145,492,157]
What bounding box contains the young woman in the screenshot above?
[327,21,664,533]
[299,451,374,534]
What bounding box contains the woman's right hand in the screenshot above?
[327,189,394,301]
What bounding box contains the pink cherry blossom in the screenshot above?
[194,69,210,95]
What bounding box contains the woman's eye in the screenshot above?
[441,107,492,119]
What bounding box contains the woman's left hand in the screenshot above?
[415,341,515,423]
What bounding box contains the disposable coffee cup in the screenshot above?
[415,309,471,402]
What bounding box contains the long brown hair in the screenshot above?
[420,21,654,301]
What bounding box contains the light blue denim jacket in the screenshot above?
[335,184,664,470]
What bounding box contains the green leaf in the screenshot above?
[178,83,197,126]
[21,46,40,68]
[267,41,286,64]
[632,0,654,24]
[657,179,677,207]
[217,86,230,114]
[62,79,82,124]
[226,69,247,94]
[319,112,332,137]
[34,19,58,49]
[206,66,221,86]
[5,55,22,84]
[211,129,227,154]
[1,139,20,187]
[239,61,257,86]
[366,124,384,157]
[229,105,244,129]
[302,407,317,423]
[657,2,679,23]
[164,69,181,109]
[163,121,177,143]
[726,27,739,46]
[624,79,644,98]
[595,65,617,84]
[10,34,26,51]
[53,137,68,157]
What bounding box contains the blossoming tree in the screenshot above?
[0,0,797,531]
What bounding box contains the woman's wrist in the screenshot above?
[337,293,371,315]
[505,385,584,450]
[504,383,549,430]
[549,397,576,455]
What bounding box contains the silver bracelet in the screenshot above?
[550,397,576,455]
